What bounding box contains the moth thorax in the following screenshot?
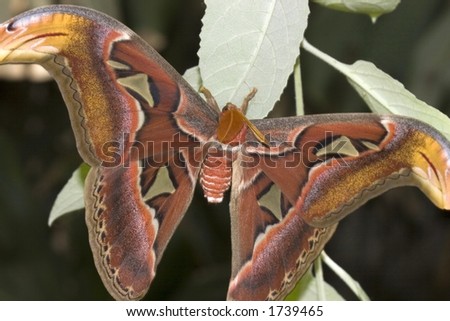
[199,145,233,203]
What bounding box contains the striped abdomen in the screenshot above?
[200,145,233,203]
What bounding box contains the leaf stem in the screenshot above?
[313,256,326,300]
[294,55,304,116]
[321,251,370,301]
[301,38,345,73]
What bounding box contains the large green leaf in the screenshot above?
[199,0,309,118]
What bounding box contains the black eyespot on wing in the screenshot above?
[6,21,16,32]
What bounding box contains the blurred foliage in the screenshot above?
[0,0,449,300]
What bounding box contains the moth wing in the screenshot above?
[227,113,450,300]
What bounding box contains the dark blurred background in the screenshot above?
[0,0,449,300]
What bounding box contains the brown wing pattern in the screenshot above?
[0,6,214,300]
[227,113,450,299]
[248,114,450,227]
[228,158,336,300]
[85,146,200,300]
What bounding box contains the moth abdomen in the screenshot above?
[199,145,234,203]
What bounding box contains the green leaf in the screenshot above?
[287,251,370,301]
[312,0,401,22]
[48,163,89,226]
[199,0,309,119]
[286,267,345,301]
[183,66,202,90]
[346,60,450,139]
[302,40,450,140]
